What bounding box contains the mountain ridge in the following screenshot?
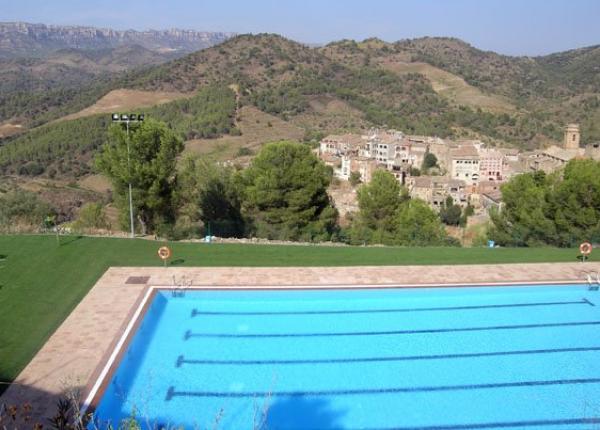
[0,22,236,58]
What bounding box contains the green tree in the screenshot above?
[176,155,245,238]
[241,141,338,241]
[394,198,450,246]
[356,170,404,224]
[549,159,600,246]
[460,204,475,227]
[439,196,462,226]
[350,169,407,244]
[490,159,600,247]
[95,119,184,234]
[422,152,439,171]
[488,170,557,246]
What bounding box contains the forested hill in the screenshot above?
[321,37,600,142]
[120,34,600,144]
[2,33,600,178]
[325,37,600,106]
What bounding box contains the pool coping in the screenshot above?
[3,263,600,423]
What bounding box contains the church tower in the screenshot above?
[564,123,580,150]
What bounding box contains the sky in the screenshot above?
[2,0,600,56]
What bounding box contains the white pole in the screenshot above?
[126,120,135,238]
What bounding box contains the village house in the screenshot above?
[319,133,365,157]
[408,176,469,210]
[321,129,431,184]
[450,144,480,187]
[499,148,520,162]
[368,130,428,173]
[478,148,505,181]
[480,189,503,211]
[340,156,378,182]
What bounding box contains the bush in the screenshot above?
[439,196,462,226]
[409,167,421,176]
[18,161,45,176]
[349,171,362,186]
[0,191,53,232]
[71,202,110,231]
[236,147,254,157]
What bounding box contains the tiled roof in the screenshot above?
[451,144,479,158]
[542,145,584,161]
[412,176,433,188]
[322,133,365,147]
[483,190,503,202]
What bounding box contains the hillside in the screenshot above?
[89,34,600,146]
[2,33,600,182]
[122,34,456,136]
[320,38,518,113]
[0,22,235,130]
[0,46,172,130]
[321,37,600,144]
[56,89,191,122]
[0,85,238,176]
[391,37,600,104]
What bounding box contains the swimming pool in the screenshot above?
[90,284,600,429]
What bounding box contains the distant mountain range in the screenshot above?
[0,22,235,58]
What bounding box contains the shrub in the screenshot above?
[0,191,53,232]
[71,203,110,231]
[236,147,254,157]
[349,171,362,187]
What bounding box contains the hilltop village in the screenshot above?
[318,124,600,215]
[319,124,600,219]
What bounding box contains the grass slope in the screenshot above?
[379,61,516,113]
[0,234,595,393]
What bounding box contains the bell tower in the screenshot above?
[564,123,580,150]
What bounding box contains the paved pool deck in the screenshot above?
[2,262,600,423]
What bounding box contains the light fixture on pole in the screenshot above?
[111,113,145,238]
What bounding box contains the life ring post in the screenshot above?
[580,242,592,263]
[158,246,172,268]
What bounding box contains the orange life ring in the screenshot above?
[579,242,592,255]
[157,246,171,260]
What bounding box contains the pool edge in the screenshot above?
[81,278,591,418]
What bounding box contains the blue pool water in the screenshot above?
[92,285,600,429]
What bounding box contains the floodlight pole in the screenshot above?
[126,120,135,239]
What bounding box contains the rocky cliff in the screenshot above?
[0,22,235,57]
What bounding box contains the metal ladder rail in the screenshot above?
[584,271,600,291]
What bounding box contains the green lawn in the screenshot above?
[0,234,594,394]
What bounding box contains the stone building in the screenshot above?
[523,123,600,173]
[450,144,480,186]
[478,148,505,181]
[319,134,365,156]
[408,176,468,210]
[564,123,580,150]
[340,156,378,182]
